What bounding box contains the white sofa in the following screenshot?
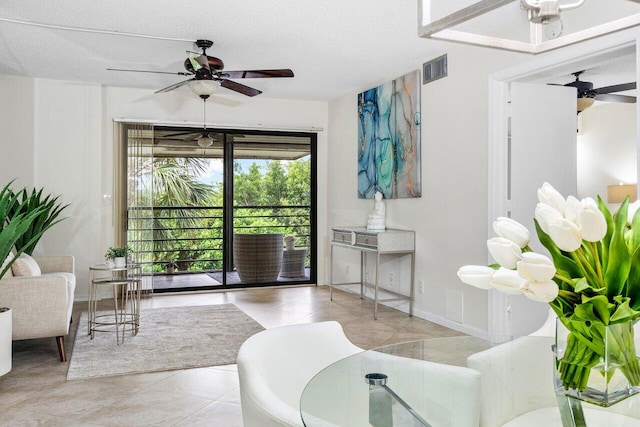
[0,255,75,362]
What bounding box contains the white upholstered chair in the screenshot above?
[237,321,363,427]
[0,255,75,361]
[467,335,640,426]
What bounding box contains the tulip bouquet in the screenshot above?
[458,182,640,394]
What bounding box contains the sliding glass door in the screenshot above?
[226,131,316,286]
[116,122,316,292]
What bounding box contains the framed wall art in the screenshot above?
[357,70,421,199]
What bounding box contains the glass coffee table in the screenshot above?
[300,336,491,427]
[300,336,640,427]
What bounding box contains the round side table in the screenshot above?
[88,264,142,345]
[0,307,11,376]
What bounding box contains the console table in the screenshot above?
[329,226,415,319]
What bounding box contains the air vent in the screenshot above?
[423,54,447,84]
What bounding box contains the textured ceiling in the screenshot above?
[0,0,443,101]
[0,1,638,102]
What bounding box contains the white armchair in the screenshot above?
[467,336,640,426]
[0,255,75,362]
[237,321,363,427]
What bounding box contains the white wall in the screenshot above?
[577,102,637,211]
[327,43,524,335]
[0,75,35,189]
[0,76,328,299]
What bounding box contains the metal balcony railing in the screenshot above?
[126,204,311,274]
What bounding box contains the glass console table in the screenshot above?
[88,263,142,345]
[300,336,640,427]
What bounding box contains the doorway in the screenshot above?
[488,36,639,339]
[116,123,317,292]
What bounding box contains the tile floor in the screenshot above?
[1,285,463,426]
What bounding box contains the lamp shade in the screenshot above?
[607,184,637,203]
[197,135,214,148]
[577,97,595,113]
[188,80,221,97]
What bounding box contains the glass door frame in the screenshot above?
[116,122,318,291]
[222,128,317,288]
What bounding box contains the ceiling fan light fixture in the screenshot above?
[577,97,595,112]
[197,135,214,148]
[188,79,221,97]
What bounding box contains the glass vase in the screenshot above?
[554,318,640,407]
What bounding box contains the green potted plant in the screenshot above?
[7,186,68,255]
[105,246,132,268]
[165,259,179,274]
[0,181,53,279]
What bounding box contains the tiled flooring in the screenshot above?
[1,285,463,426]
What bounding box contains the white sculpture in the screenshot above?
[367,191,386,231]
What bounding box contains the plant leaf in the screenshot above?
[605,198,631,299]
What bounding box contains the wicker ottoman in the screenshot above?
[233,233,284,283]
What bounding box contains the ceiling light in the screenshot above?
[191,80,220,145]
[418,0,640,54]
[577,97,596,112]
[197,135,214,148]
[188,80,221,98]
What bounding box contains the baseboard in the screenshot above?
[320,284,489,339]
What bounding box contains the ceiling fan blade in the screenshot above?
[107,68,192,76]
[594,93,636,103]
[155,78,195,94]
[160,131,201,138]
[223,69,295,79]
[595,82,636,94]
[220,79,262,97]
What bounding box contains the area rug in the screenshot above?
[67,304,264,380]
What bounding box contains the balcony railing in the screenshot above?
[127,204,311,274]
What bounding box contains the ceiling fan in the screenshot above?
[156,130,221,148]
[108,39,294,97]
[551,71,636,112]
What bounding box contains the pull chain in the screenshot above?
[203,98,207,131]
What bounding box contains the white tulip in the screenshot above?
[579,198,607,242]
[537,182,566,215]
[548,218,583,252]
[565,196,582,225]
[535,203,563,235]
[522,280,559,303]
[457,265,495,290]
[493,217,530,249]
[490,268,526,295]
[487,237,522,269]
[517,252,556,282]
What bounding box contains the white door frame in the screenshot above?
[487,28,640,339]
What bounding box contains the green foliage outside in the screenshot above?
[128,157,311,274]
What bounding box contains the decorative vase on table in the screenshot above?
[114,257,126,268]
[554,318,640,407]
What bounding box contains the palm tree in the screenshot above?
[129,157,215,271]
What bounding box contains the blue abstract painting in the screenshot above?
[357,70,421,199]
